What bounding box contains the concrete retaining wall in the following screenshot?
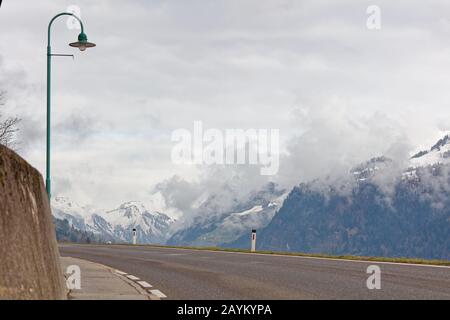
[0,145,65,299]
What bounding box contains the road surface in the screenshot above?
[59,244,450,300]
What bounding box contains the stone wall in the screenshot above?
[0,145,65,299]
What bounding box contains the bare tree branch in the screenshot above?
[0,91,21,150]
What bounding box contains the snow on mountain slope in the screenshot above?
[143,191,183,219]
[167,182,288,246]
[410,134,450,167]
[351,157,391,181]
[217,193,288,240]
[51,197,174,244]
[349,135,450,183]
[51,197,92,232]
[52,196,92,219]
[232,205,263,217]
[99,201,174,243]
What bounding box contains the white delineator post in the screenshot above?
[251,229,256,252]
[132,228,137,245]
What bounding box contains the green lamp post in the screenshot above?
[46,12,96,198]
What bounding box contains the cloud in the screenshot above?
[0,55,43,151]
[54,113,97,143]
[276,97,412,188]
[154,163,271,224]
[154,175,203,213]
[416,164,450,210]
[0,1,450,212]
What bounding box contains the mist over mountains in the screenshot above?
[53,134,450,259]
[230,135,450,259]
[166,182,287,246]
[52,182,287,247]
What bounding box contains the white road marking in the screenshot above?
[115,270,127,275]
[150,289,167,298]
[152,247,450,269]
[126,275,140,281]
[137,281,152,288]
[167,253,186,256]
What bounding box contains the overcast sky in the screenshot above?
[0,0,449,211]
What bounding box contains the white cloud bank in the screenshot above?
[0,0,449,213]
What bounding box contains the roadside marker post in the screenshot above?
[132,228,137,245]
[251,229,256,252]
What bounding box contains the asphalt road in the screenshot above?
[59,244,450,300]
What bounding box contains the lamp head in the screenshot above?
[69,32,96,51]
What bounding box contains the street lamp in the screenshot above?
[69,32,97,51]
[46,12,96,198]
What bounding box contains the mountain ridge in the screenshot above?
[228,134,450,260]
[53,134,450,260]
[52,198,174,244]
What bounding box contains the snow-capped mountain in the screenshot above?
[52,197,91,232]
[53,134,450,257]
[351,156,392,181]
[230,134,450,260]
[96,201,174,243]
[52,197,175,244]
[52,183,285,247]
[167,182,287,246]
[349,134,450,183]
[411,134,450,167]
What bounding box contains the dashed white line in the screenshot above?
[115,270,167,299]
[137,281,153,289]
[115,270,127,275]
[150,289,167,298]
